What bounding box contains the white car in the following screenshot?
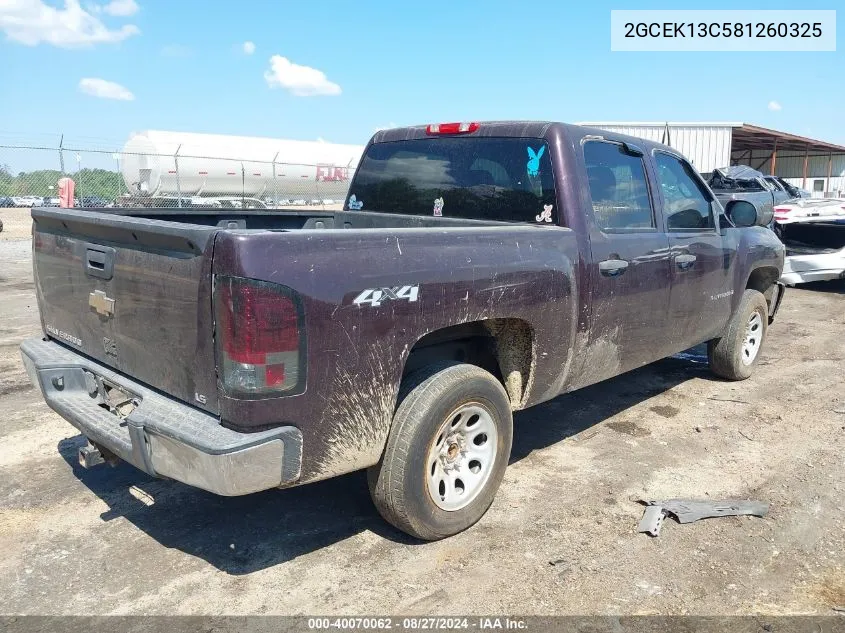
[774,198,845,224]
[775,199,845,285]
[12,196,38,207]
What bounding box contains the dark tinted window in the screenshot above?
[347,137,556,223]
[583,141,654,230]
[655,153,715,230]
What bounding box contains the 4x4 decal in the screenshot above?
[353,285,420,307]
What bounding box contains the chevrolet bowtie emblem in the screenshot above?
[89,290,115,317]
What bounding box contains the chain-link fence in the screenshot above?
[0,143,354,210]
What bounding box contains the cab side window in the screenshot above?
[583,141,654,231]
[655,153,715,230]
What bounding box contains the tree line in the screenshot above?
[0,165,125,201]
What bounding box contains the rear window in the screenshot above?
[347,137,557,223]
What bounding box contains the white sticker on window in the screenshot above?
[536,204,553,223]
[433,197,444,217]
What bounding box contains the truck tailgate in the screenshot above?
[31,208,220,414]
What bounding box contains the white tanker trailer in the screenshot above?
[119,130,365,201]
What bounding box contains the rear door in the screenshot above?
[581,139,673,379]
[31,208,220,413]
[653,151,733,350]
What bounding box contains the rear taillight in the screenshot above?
[426,122,480,135]
[774,207,792,220]
[214,276,304,397]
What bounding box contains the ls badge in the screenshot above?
[89,290,115,317]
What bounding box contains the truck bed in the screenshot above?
[30,205,577,481]
[102,207,514,230]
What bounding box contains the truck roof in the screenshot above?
[370,120,678,156]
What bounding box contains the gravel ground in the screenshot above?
[0,209,32,241]
[0,237,843,616]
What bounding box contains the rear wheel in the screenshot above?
[708,289,768,380]
[368,362,513,541]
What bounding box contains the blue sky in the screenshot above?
[0,0,842,169]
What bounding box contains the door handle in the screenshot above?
[599,259,629,277]
[84,245,115,280]
[675,254,697,270]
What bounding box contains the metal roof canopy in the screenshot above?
[731,123,845,157]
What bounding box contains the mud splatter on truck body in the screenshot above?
[23,121,784,494]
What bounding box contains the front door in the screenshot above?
[653,151,734,350]
[578,139,673,387]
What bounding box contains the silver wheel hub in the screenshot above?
[426,404,498,512]
[741,311,763,366]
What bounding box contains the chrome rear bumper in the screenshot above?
[20,337,302,496]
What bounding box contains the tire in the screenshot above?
[368,362,513,541]
[708,289,769,381]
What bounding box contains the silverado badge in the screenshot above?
[89,290,115,317]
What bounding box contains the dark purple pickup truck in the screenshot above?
[21,121,785,540]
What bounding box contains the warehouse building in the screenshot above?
[578,122,845,198]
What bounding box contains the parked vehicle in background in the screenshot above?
[42,197,60,207]
[21,121,785,540]
[0,196,14,207]
[79,196,110,208]
[774,198,845,225]
[762,176,796,204]
[218,197,267,209]
[707,165,785,226]
[779,221,845,285]
[774,198,845,284]
[12,195,42,207]
[767,176,810,199]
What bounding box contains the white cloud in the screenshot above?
[99,0,139,16]
[264,55,341,97]
[768,100,782,112]
[242,40,255,55]
[0,0,139,47]
[79,77,134,100]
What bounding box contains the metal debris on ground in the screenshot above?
[637,499,769,537]
[638,505,666,537]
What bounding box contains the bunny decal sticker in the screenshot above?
[526,145,545,177]
[433,197,444,216]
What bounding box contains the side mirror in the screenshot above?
[725,200,760,228]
